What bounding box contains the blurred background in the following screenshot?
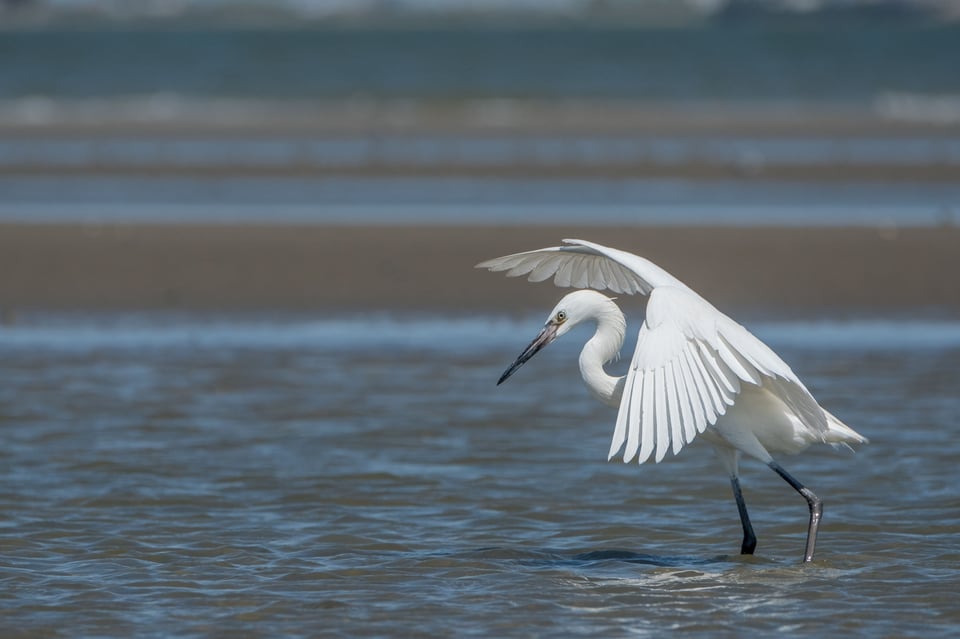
[2,0,960,226]
[0,0,959,314]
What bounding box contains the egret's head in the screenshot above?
[497,290,618,385]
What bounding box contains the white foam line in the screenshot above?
[0,316,958,353]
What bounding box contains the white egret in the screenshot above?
[477,239,867,563]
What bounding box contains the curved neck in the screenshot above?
[578,303,627,408]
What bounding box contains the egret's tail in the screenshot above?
[823,409,868,450]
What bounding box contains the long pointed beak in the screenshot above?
[497,323,559,385]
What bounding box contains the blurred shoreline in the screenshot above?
[3,0,957,29]
[3,99,959,184]
[1,223,957,317]
[6,97,959,134]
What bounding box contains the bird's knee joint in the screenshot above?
[802,488,823,514]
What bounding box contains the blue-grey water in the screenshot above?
[2,26,959,102]
[1,176,959,227]
[1,314,959,637]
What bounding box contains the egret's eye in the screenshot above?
[556,311,567,322]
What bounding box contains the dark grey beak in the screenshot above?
[497,323,559,385]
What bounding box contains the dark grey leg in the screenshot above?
[769,460,823,563]
[730,476,757,555]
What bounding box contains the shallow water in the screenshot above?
[2,175,959,228]
[1,315,959,637]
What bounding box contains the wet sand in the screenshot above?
[5,99,960,183]
[1,223,957,316]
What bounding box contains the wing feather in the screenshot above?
[599,259,627,293]
[689,344,722,421]
[665,361,685,455]
[654,367,670,463]
[572,255,593,288]
[677,348,706,436]
[691,343,716,430]
[698,340,740,398]
[608,374,630,460]
[528,254,564,282]
[671,356,696,445]
[553,257,576,288]
[638,369,656,464]
[715,334,762,385]
[623,370,644,462]
[716,321,828,433]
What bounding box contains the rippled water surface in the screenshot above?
[1,315,958,637]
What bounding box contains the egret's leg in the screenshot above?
[730,476,757,555]
[713,447,756,555]
[768,460,822,563]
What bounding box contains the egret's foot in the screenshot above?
[769,460,822,563]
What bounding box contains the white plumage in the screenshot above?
[478,239,867,562]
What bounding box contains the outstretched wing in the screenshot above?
[475,238,691,296]
[478,238,829,463]
[608,286,828,464]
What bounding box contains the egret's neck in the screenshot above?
[578,303,627,408]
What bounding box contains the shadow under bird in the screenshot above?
[477,239,867,563]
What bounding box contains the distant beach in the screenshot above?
[1,223,957,317]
